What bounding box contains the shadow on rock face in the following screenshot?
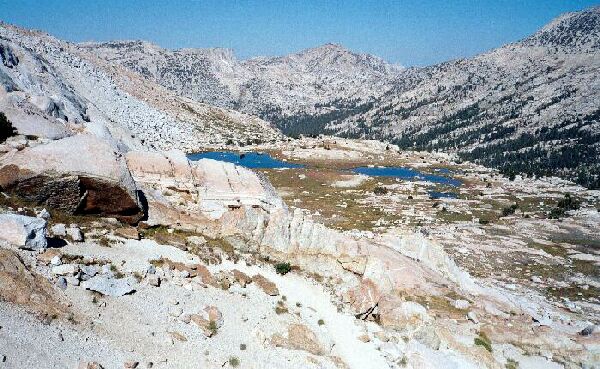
[46,237,68,248]
[136,190,149,222]
[0,174,145,224]
[75,176,145,224]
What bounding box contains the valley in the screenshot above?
[0,5,599,369]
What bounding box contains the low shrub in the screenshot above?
[0,112,16,143]
[275,262,292,275]
[373,186,388,195]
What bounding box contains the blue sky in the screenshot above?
[1,0,598,66]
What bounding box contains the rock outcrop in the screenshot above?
[0,248,65,317]
[0,134,144,223]
[0,214,47,250]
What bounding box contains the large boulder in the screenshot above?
[0,134,144,223]
[0,213,47,250]
[81,275,137,297]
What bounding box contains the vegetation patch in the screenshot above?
[275,262,292,275]
[0,112,16,143]
[474,332,493,352]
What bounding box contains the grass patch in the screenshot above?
[474,332,492,353]
[209,320,218,336]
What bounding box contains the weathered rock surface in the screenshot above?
[67,225,84,242]
[0,214,47,250]
[114,227,140,240]
[378,296,431,330]
[0,248,64,317]
[189,305,223,337]
[232,269,252,287]
[0,135,144,223]
[50,223,67,237]
[271,324,325,356]
[252,274,279,296]
[81,275,137,297]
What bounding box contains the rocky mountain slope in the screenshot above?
[82,7,600,188]
[329,6,600,188]
[81,41,404,137]
[0,23,282,153]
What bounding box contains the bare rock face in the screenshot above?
[0,213,47,250]
[0,135,144,223]
[271,324,325,356]
[0,248,65,317]
[378,295,431,331]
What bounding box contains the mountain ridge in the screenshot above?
[2,7,599,187]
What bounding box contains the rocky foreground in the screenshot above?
[0,12,599,369]
[0,130,598,369]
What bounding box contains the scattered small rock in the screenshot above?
[374,331,389,342]
[52,264,79,276]
[467,311,479,324]
[531,276,543,283]
[147,274,161,287]
[169,306,183,317]
[78,361,103,369]
[580,325,596,336]
[169,331,187,342]
[190,306,223,337]
[186,235,206,247]
[37,208,51,220]
[452,300,470,310]
[271,324,324,356]
[252,274,279,296]
[358,334,370,343]
[68,225,84,242]
[56,277,67,290]
[67,276,80,286]
[80,265,99,280]
[37,249,62,265]
[232,269,252,287]
[124,361,139,369]
[51,223,67,237]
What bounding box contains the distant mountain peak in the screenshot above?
[520,6,600,51]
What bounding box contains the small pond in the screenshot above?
[352,166,462,187]
[187,151,304,169]
[428,191,458,199]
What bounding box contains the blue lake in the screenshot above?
[188,151,461,187]
[352,166,462,187]
[428,191,458,199]
[187,151,304,169]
